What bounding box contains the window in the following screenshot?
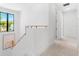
[8,14,14,32]
[0,12,14,32]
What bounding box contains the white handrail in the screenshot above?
[25,25,48,29]
[16,25,48,45]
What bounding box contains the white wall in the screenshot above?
[0,3,56,56]
[48,3,56,43]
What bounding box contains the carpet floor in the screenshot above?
[41,39,79,56]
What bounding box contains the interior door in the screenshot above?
[63,9,78,40]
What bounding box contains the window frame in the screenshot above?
[8,13,14,32]
[0,12,14,32]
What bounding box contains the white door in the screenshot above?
[63,9,78,40]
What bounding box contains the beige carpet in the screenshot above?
[41,39,79,56]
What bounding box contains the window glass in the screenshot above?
[8,14,14,32]
[0,12,14,32]
[0,12,7,32]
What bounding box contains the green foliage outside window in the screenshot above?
[0,12,14,32]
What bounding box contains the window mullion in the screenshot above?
[0,12,1,32]
[7,13,8,32]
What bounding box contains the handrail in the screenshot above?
[16,32,26,45]
[25,25,48,29]
[16,25,48,45]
